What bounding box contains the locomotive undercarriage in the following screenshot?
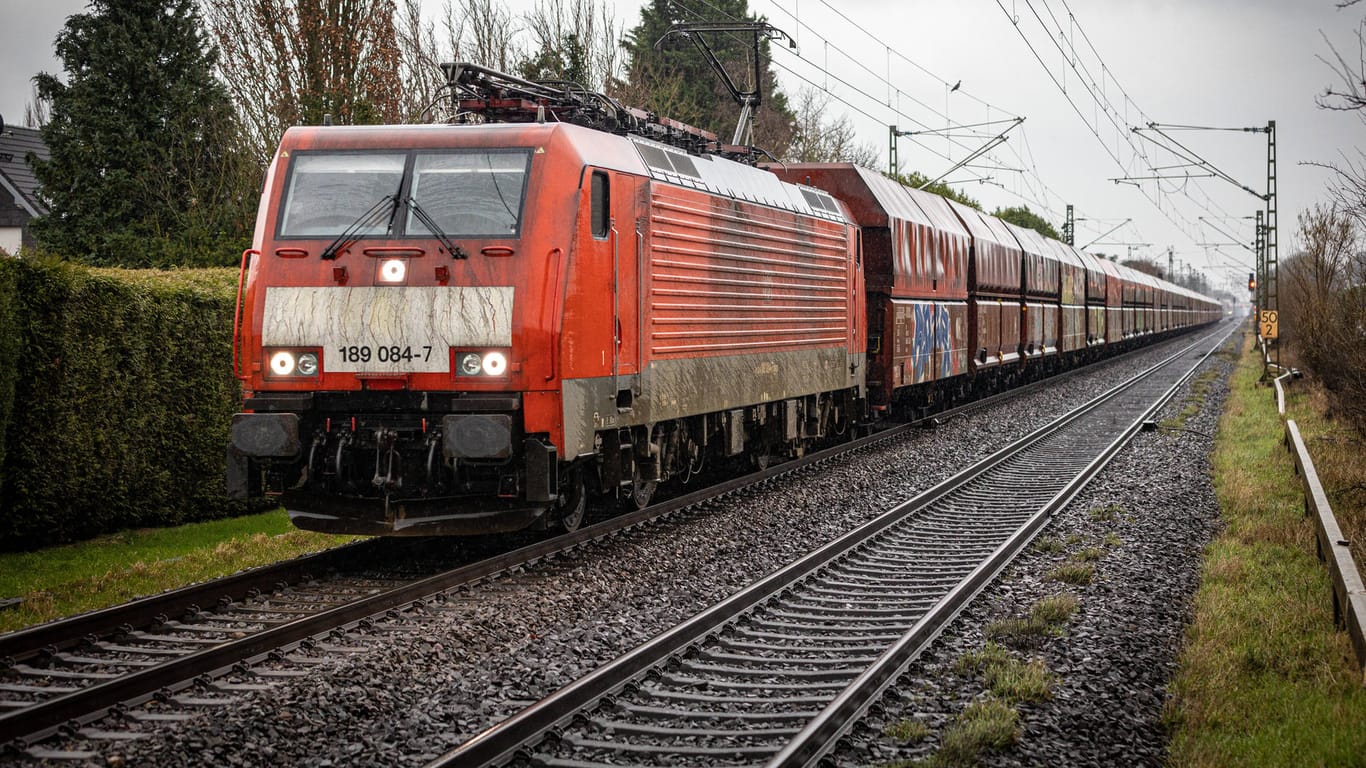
[229,392,574,536]
[589,391,861,509]
[229,389,861,536]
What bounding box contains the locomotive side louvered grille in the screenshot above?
[648,188,852,356]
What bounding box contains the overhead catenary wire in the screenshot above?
[751,0,1081,220]
[663,0,1156,249]
[1001,0,1266,276]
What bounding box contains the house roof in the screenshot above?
[0,124,50,218]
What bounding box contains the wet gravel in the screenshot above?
[33,331,1232,767]
[837,334,1234,767]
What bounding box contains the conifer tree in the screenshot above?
[618,0,794,156]
[30,0,253,266]
[993,205,1061,240]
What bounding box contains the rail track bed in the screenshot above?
[0,535,534,759]
[0,326,1233,765]
[432,324,1235,766]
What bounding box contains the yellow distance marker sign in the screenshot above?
[1259,309,1279,339]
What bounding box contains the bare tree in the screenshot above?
[438,0,521,74]
[609,55,691,121]
[1317,20,1366,113]
[786,87,879,166]
[1315,9,1366,229]
[396,0,448,122]
[23,85,49,128]
[1281,205,1366,433]
[205,0,407,165]
[520,0,623,91]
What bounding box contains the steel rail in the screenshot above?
[768,321,1238,767]
[0,369,946,753]
[0,323,1222,754]
[429,321,1235,767]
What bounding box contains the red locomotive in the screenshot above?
[227,64,1220,536]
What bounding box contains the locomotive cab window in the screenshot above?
[591,171,610,239]
[278,153,406,237]
[407,150,532,238]
[276,149,533,239]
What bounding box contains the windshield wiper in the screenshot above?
[320,194,399,260]
[404,196,467,260]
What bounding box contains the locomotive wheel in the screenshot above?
[553,470,587,532]
[752,439,777,470]
[625,472,656,510]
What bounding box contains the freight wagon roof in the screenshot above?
[1072,247,1105,273]
[1043,238,1086,272]
[1096,255,1125,281]
[944,199,1021,253]
[1002,221,1050,260]
[904,183,971,239]
[1072,247,1111,293]
[1128,267,1161,289]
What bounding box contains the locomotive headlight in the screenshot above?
[458,352,483,376]
[482,351,508,376]
[296,352,319,376]
[270,351,296,376]
[379,259,407,283]
[456,351,509,376]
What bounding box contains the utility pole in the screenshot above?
[1131,119,1278,367]
[1265,120,1278,369]
[889,125,913,177]
[1255,210,1266,318]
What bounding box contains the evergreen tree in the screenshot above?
[618,0,794,156]
[893,171,982,211]
[521,33,591,85]
[993,204,1061,240]
[30,0,254,267]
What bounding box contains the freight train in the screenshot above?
[227,63,1221,536]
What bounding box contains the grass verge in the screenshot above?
[1165,330,1366,767]
[1283,377,1366,572]
[0,509,357,634]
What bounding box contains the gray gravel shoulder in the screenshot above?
[836,339,1233,767]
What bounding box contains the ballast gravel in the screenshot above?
[59,332,1232,768]
[837,337,1233,767]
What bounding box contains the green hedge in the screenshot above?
[0,260,21,475]
[0,257,255,550]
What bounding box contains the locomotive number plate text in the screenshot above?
[336,344,435,365]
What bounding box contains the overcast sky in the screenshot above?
[1,0,1361,293]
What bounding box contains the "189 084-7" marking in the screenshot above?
[337,345,434,364]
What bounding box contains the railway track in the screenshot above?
[431,322,1236,767]
[0,327,1226,761]
[0,400,931,759]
